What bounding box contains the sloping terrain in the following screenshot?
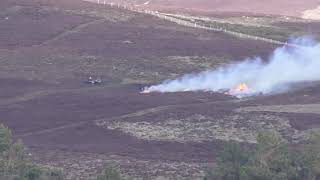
[1,0,320,179]
[116,0,320,18]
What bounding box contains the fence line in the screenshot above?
[87,0,299,47]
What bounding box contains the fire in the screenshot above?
[235,83,249,92]
[226,82,251,97]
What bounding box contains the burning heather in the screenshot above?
[142,37,320,97]
[225,82,252,97]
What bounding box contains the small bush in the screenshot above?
[96,166,124,180]
[0,124,66,180]
[205,130,320,180]
[0,124,128,180]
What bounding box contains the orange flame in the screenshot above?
[226,82,250,96]
[235,83,249,92]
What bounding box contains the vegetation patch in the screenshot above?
[237,103,320,115]
[101,113,303,143]
[205,130,320,180]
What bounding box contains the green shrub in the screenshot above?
[0,124,66,180]
[0,124,127,180]
[0,124,12,153]
[96,167,124,180]
[205,130,320,180]
[25,166,43,180]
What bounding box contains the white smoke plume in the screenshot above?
[143,37,320,96]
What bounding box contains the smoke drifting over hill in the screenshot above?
[144,37,320,96]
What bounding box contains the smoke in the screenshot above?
[144,37,320,96]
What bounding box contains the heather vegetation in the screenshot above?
[0,125,125,180]
[205,130,320,180]
[2,122,320,180]
[0,124,64,180]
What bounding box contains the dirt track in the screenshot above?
[1,0,320,179]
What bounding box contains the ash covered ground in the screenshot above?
[1,0,320,179]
